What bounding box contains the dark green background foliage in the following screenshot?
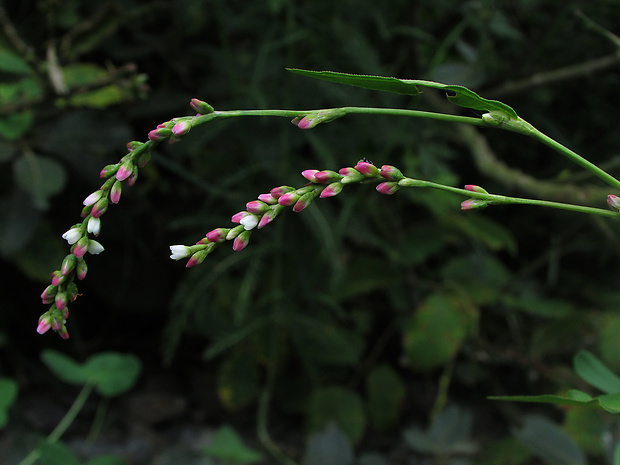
[2,0,620,463]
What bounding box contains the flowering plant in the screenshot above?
[36,69,620,340]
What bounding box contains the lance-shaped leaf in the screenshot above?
[488,390,620,414]
[287,68,518,118]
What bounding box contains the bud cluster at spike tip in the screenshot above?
[38,119,157,339]
[168,159,407,268]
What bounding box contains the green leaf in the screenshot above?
[203,425,264,463]
[0,377,18,428]
[574,350,620,394]
[306,386,366,445]
[0,47,32,74]
[302,422,354,465]
[488,392,620,414]
[41,350,87,386]
[38,441,80,465]
[402,293,477,371]
[0,111,33,140]
[512,414,586,465]
[366,365,405,432]
[83,352,142,397]
[287,68,517,117]
[597,313,620,373]
[13,154,67,209]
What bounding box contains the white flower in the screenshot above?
[240,214,259,231]
[62,227,82,244]
[170,245,191,260]
[87,217,101,236]
[83,190,103,206]
[87,240,105,255]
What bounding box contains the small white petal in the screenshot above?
[83,190,103,206]
[170,245,190,260]
[239,214,259,231]
[87,240,105,255]
[87,217,101,236]
[62,228,82,244]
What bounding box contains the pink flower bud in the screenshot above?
[376,182,399,195]
[90,198,108,218]
[258,211,276,229]
[172,120,192,137]
[302,170,320,182]
[51,271,66,287]
[257,193,278,204]
[83,190,103,206]
[231,211,250,223]
[608,194,620,210]
[125,168,138,186]
[278,192,301,206]
[73,236,89,258]
[293,192,314,212]
[354,161,380,177]
[190,98,214,114]
[57,325,70,340]
[116,161,134,181]
[338,167,365,183]
[320,182,344,198]
[464,184,489,194]
[186,250,208,267]
[380,165,404,180]
[41,285,58,304]
[461,199,488,210]
[270,186,295,199]
[55,292,68,310]
[232,231,251,251]
[36,316,51,335]
[51,317,63,332]
[110,180,122,204]
[314,170,343,184]
[76,259,88,280]
[100,164,119,178]
[206,228,230,242]
[126,141,142,151]
[60,254,77,276]
[148,127,172,141]
[246,200,270,215]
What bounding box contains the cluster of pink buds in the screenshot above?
[37,98,217,338]
[460,184,489,210]
[37,140,158,338]
[169,160,409,267]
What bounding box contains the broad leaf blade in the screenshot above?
[574,350,620,394]
[287,68,518,118]
[287,68,421,96]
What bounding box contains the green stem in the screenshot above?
[195,106,488,127]
[192,105,620,192]
[257,338,299,465]
[400,178,619,218]
[18,382,95,465]
[499,118,620,192]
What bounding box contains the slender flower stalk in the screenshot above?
[40,92,620,338]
